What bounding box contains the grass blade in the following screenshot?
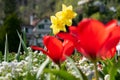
[17,31,28,53]
[16,41,21,61]
[36,57,49,79]
[23,27,27,46]
[67,56,85,80]
[4,34,9,61]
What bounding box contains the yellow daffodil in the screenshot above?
[50,4,77,34]
[50,16,66,34]
[62,4,77,19]
[55,4,77,26]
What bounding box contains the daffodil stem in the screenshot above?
[93,61,99,80]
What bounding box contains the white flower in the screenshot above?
[15,68,23,73]
[4,76,10,80]
[6,73,12,78]
[0,66,5,72]
[104,74,110,80]
[22,72,27,76]
[25,56,29,61]
[0,77,5,80]
[33,58,38,63]
[27,47,32,51]
[38,52,43,55]
[2,61,8,67]
[34,51,38,54]
[17,62,24,68]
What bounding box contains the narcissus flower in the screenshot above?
[61,4,77,20]
[50,16,66,34]
[31,36,74,64]
[50,4,77,34]
[57,18,120,61]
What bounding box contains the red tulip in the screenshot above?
[57,26,80,47]
[101,47,116,60]
[57,18,120,61]
[31,36,74,64]
[76,18,120,60]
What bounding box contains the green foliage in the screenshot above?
[17,31,28,53]
[115,5,120,20]
[44,69,79,80]
[67,57,86,80]
[3,0,17,16]
[101,55,120,80]
[54,0,79,12]
[0,13,22,53]
[0,51,3,62]
[4,34,9,61]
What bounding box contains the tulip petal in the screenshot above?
[105,19,118,35]
[105,19,118,29]
[43,36,63,63]
[31,46,48,54]
[77,18,109,58]
[61,40,75,61]
[57,32,77,44]
[101,47,116,60]
[100,27,120,54]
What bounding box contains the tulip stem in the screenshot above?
[58,63,61,69]
[93,61,99,80]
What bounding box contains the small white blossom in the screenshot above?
[0,66,5,72]
[22,72,27,76]
[104,74,110,80]
[15,68,23,73]
[27,47,32,51]
[6,73,12,78]
[2,61,8,67]
[33,58,38,63]
[34,51,38,54]
[25,56,29,61]
[0,77,5,80]
[38,52,43,55]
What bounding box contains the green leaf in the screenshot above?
[25,72,36,80]
[17,31,28,53]
[22,27,27,46]
[4,34,9,61]
[44,69,79,80]
[0,51,3,62]
[67,56,88,80]
[109,56,120,80]
[102,57,119,80]
[36,57,50,79]
[16,41,21,61]
[109,64,117,80]
[78,68,88,80]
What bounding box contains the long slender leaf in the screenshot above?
[23,27,27,46]
[44,69,79,80]
[4,34,9,61]
[109,65,117,80]
[109,57,120,80]
[17,31,28,53]
[0,51,2,62]
[67,57,87,80]
[36,57,50,79]
[16,41,22,61]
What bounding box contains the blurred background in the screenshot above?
[0,0,120,53]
